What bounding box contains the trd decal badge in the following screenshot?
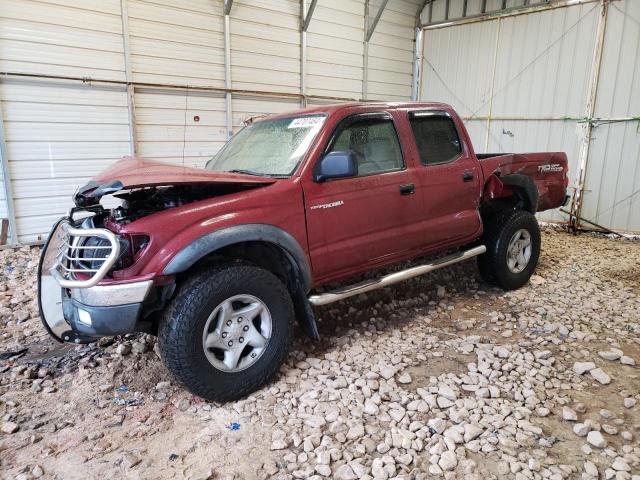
[310,200,345,210]
[538,164,563,173]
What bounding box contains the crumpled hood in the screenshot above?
[74,156,276,206]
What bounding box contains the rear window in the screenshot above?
[409,113,462,165]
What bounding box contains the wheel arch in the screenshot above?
[481,173,539,216]
[163,224,318,339]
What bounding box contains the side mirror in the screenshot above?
[314,151,358,182]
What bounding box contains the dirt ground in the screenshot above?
[0,227,638,480]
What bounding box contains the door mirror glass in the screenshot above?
[314,151,358,182]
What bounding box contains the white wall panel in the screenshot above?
[367,0,417,101]
[580,0,640,232]
[492,3,598,118]
[135,89,227,169]
[0,0,125,81]
[231,0,300,94]
[421,0,639,232]
[422,19,499,117]
[128,0,225,87]
[0,80,130,242]
[307,0,364,99]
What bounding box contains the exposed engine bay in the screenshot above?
[75,182,262,224]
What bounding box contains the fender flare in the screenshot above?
[163,223,312,291]
[500,174,539,213]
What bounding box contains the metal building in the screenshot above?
[418,0,640,233]
[0,0,638,243]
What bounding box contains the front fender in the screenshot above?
[162,223,312,291]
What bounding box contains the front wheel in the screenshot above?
[158,264,294,402]
[477,209,541,290]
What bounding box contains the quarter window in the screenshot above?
[329,117,404,176]
[409,113,462,165]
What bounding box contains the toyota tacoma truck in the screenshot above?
[38,102,569,401]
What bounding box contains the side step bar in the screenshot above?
[308,245,486,306]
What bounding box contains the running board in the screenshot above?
[308,245,487,306]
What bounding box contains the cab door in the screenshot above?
[302,112,426,283]
[406,110,481,245]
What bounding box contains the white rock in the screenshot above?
[623,397,636,409]
[364,399,379,415]
[573,423,589,437]
[397,372,412,384]
[379,367,396,380]
[438,451,458,471]
[589,368,611,385]
[620,356,635,366]
[463,424,483,442]
[586,430,606,448]
[438,385,457,401]
[611,458,630,471]
[333,464,357,480]
[598,349,623,361]
[573,362,596,375]
[562,406,578,421]
[584,461,598,476]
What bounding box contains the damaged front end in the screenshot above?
[38,157,277,344]
[38,210,154,343]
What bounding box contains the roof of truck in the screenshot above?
[262,101,453,121]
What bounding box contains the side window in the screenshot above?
[329,118,404,176]
[409,113,462,165]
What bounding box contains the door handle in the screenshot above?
[462,171,474,182]
[399,183,415,195]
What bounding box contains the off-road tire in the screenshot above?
[477,209,541,290]
[158,263,294,402]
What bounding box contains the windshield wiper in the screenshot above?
[227,169,264,176]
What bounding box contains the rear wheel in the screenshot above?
[477,209,541,290]
[158,264,294,402]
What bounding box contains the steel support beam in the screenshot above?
[224,13,233,138]
[120,0,137,154]
[484,18,502,151]
[300,0,310,107]
[224,0,233,15]
[302,0,317,32]
[423,0,597,29]
[0,104,18,244]
[363,1,370,100]
[411,27,424,101]
[570,0,609,230]
[366,0,389,42]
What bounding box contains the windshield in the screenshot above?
[205,114,326,176]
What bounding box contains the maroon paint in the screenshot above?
[87,102,567,289]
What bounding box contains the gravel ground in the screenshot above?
[0,227,639,480]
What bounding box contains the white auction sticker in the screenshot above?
[288,116,324,128]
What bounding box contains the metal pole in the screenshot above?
[120,0,137,154]
[411,27,424,101]
[300,0,307,108]
[484,17,501,152]
[0,104,18,244]
[224,13,233,138]
[570,0,608,231]
[363,0,369,100]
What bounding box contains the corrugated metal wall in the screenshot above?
[0,0,421,243]
[420,0,640,233]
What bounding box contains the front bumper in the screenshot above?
[38,217,154,344]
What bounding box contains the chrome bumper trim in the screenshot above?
[70,280,153,307]
[49,221,121,289]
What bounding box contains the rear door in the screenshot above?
[407,110,481,244]
[302,112,426,282]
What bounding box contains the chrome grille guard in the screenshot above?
[48,220,121,288]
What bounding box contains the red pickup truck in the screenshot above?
[38,102,568,401]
